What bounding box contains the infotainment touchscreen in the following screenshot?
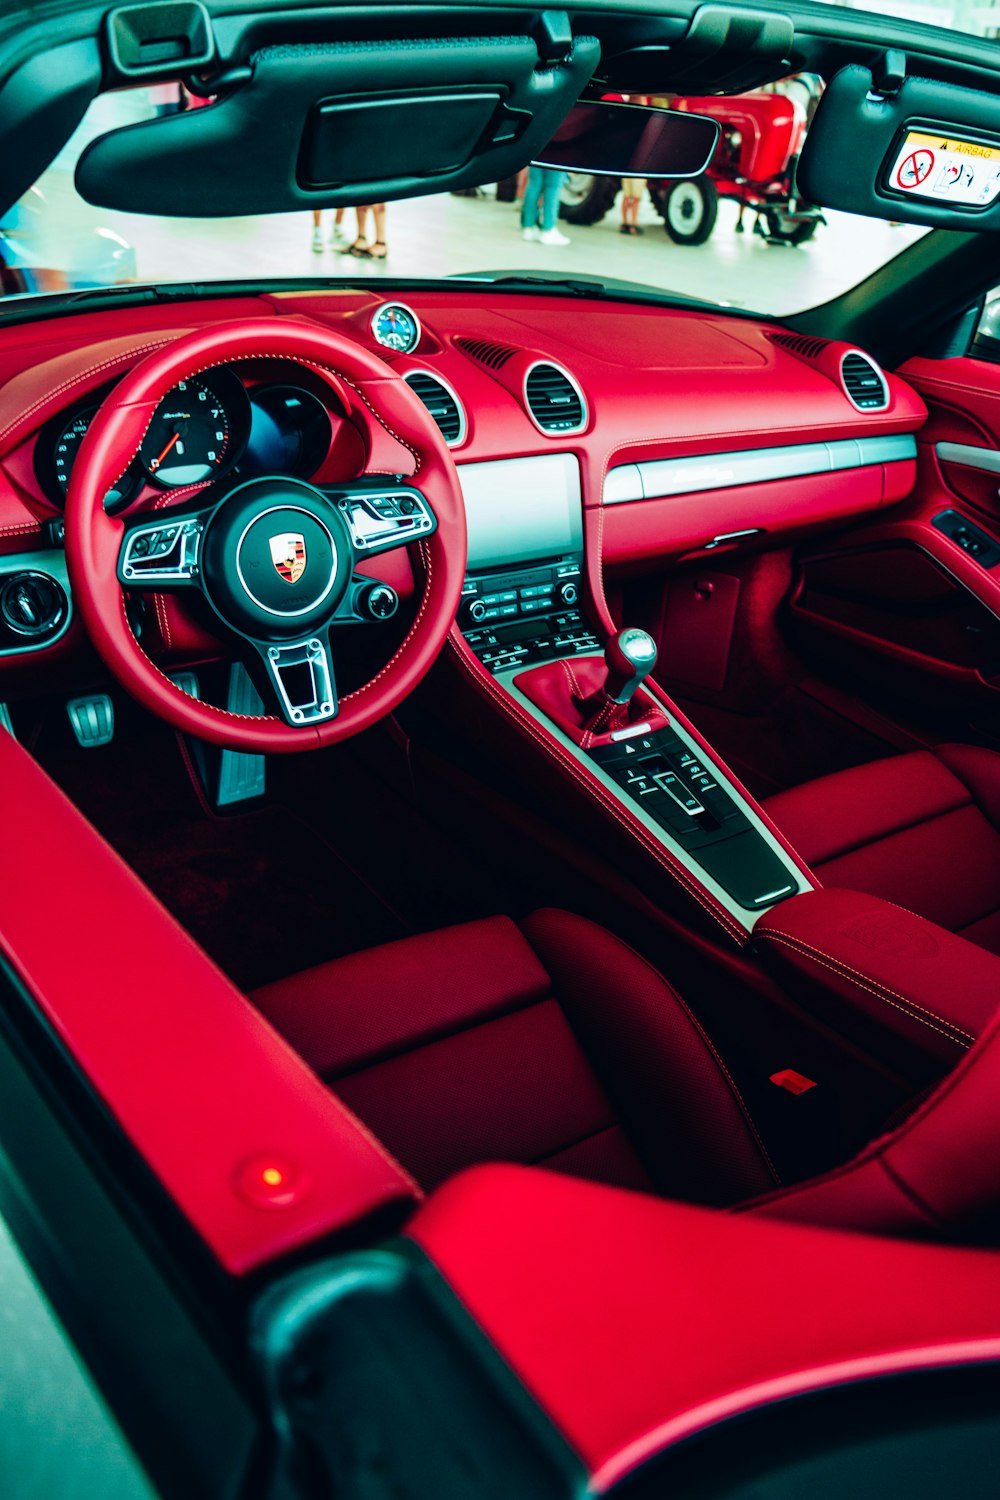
[457,453,584,571]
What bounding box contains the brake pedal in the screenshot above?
[67,694,114,747]
[217,663,266,806]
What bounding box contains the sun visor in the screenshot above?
[799,63,1000,230]
[75,32,599,215]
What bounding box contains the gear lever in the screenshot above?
[603,628,658,704]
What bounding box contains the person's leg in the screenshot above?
[331,207,347,243]
[369,204,388,258]
[521,166,544,231]
[311,208,323,251]
[539,170,565,232]
[343,205,371,254]
[538,171,569,243]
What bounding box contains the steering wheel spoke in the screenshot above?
[322,478,437,559]
[245,631,338,728]
[118,507,212,590]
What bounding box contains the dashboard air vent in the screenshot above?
[840,351,889,411]
[455,337,520,370]
[768,331,830,360]
[403,370,466,446]
[524,362,586,434]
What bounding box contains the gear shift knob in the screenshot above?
[604,628,658,704]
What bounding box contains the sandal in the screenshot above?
[369,241,388,260]
[341,238,370,257]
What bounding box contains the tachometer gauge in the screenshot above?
[138,369,250,489]
[370,302,421,354]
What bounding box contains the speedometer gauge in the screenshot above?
[370,302,421,354]
[48,407,142,512]
[138,368,251,488]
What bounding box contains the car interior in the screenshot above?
[3,1,1000,1497]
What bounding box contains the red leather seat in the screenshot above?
[252,908,780,1203]
[764,744,1000,956]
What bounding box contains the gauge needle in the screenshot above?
[149,431,180,471]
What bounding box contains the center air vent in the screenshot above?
[840,351,889,412]
[402,370,466,447]
[524,362,587,435]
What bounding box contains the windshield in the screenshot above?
[2,81,928,317]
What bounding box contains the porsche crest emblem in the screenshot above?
[269,532,306,584]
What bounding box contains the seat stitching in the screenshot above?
[756,930,974,1047]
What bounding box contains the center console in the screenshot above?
[455,453,810,932]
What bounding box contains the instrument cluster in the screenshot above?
[34,370,334,512]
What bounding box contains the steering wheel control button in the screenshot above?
[120,519,203,586]
[0,571,68,639]
[362,583,399,620]
[335,484,436,555]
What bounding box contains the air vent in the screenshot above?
[403,370,466,446]
[840,351,889,411]
[524,362,586,434]
[768,331,831,360]
[455,337,521,370]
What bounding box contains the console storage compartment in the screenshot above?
[753,888,1000,1083]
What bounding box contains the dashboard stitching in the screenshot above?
[0,338,177,452]
[756,930,974,1047]
[446,632,745,945]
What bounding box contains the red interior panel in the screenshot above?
[0,729,418,1274]
[410,1163,1000,1489]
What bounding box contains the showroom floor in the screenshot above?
[54,180,926,319]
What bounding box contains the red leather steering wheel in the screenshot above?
[65,320,467,752]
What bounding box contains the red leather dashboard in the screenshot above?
[0,287,926,681]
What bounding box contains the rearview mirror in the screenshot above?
[532,100,719,179]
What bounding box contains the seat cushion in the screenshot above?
[251,909,779,1203]
[764,745,1000,956]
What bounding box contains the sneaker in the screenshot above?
[310,228,323,253]
[330,222,347,245]
[521,225,540,241]
[538,227,570,246]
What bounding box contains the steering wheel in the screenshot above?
[64,320,467,752]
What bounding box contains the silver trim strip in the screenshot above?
[936,441,1000,476]
[602,434,917,505]
[495,658,813,928]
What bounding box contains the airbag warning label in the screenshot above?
[889,130,1000,207]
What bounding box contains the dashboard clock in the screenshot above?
[370,302,421,354]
